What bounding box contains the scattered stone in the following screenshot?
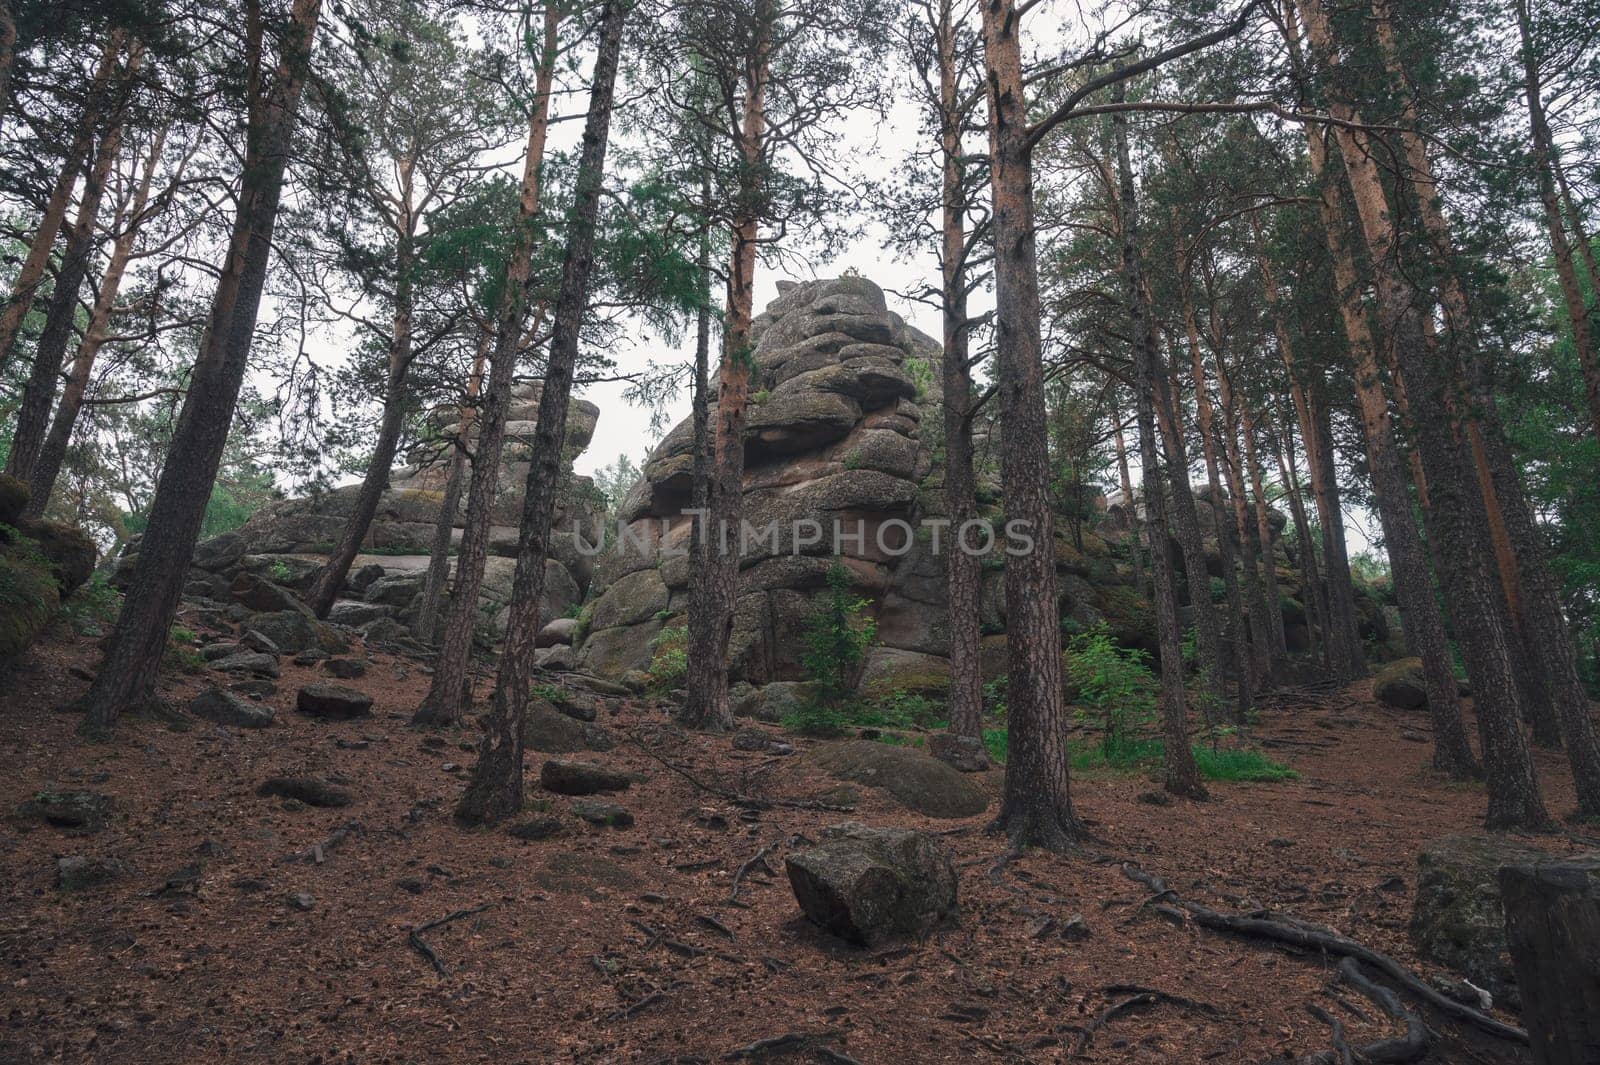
[287,892,315,911]
[540,760,633,796]
[537,616,580,648]
[524,705,616,754]
[228,678,277,698]
[200,642,244,662]
[547,688,600,723]
[334,738,369,750]
[231,876,268,893]
[927,733,991,773]
[295,682,373,720]
[572,800,633,829]
[785,822,959,946]
[155,863,205,898]
[396,877,425,895]
[509,817,566,842]
[801,741,987,818]
[1136,790,1172,806]
[229,572,309,615]
[208,652,279,678]
[16,790,110,834]
[248,609,347,655]
[323,657,368,679]
[240,629,281,656]
[359,617,409,644]
[191,688,275,729]
[257,777,353,808]
[1430,973,1493,1011]
[347,563,386,594]
[292,648,330,666]
[1060,914,1092,941]
[732,727,778,752]
[1374,658,1428,710]
[327,601,393,627]
[57,854,129,890]
[619,669,650,693]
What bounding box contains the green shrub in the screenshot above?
[163,624,204,674]
[267,559,294,584]
[785,563,876,737]
[1065,624,1156,754]
[646,623,687,692]
[60,573,119,634]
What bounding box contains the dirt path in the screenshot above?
[0,624,1584,1063]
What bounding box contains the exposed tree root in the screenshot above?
[406,903,492,976]
[720,1030,856,1062]
[1120,864,1526,1045]
[1270,958,1429,1064]
[727,841,778,907]
[1069,984,1221,1058]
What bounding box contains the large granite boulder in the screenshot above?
[190,378,603,642]
[801,740,988,819]
[786,822,958,945]
[1410,834,1554,1008]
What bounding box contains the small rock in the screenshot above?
[732,727,776,752]
[1136,790,1172,806]
[347,563,386,594]
[191,688,275,729]
[540,759,633,795]
[1061,913,1092,941]
[927,733,991,773]
[17,790,110,833]
[228,678,277,698]
[572,800,633,829]
[509,817,566,841]
[327,601,393,628]
[295,682,373,720]
[1268,838,1294,849]
[257,776,353,808]
[292,648,330,666]
[200,642,244,662]
[323,658,368,679]
[240,629,281,655]
[57,854,129,890]
[231,876,268,893]
[396,877,425,895]
[288,892,315,911]
[155,863,205,898]
[208,652,279,678]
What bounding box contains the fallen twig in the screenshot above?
[1070,985,1221,1057]
[279,821,361,865]
[406,903,492,976]
[727,842,777,907]
[1121,864,1524,1045]
[721,1030,850,1061]
[610,991,666,1021]
[627,731,854,812]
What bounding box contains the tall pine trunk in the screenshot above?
[78,0,324,737]
[25,125,169,518]
[1269,408,1327,668]
[936,0,984,741]
[7,43,139,484]
[1298,0,1547,829]
[979,0,1079,849]
[1210,339,1278,680]
[412,4,559,728]
[414,328,491,643]
[680,0,770,734]
[455,0,624,825]
[0,34,122,376]
[307,195,417,617]
[1114,86,1204,797]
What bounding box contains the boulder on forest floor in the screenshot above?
[539,759,633,795]
[258,776,353,808]
[191,688,275,729]
[1374,657,1469,710]
[800,741,988,818]
[927,733,991,773]
[57,854,130,890]
[1410,833,1553,1009]
[209,651,280,678]
[523,702,615,754]
[16,790,111,834]
[296,682,373,720]
[786,822,958,946]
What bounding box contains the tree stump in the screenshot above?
[1499,857,1600,1065]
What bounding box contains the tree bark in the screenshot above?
[1111,403,1146,597]
[306,154,419,618]
[1268,406,1327,668]
[978,0,1080,849]
[7,42,139,485]
[1513,0,1600,444]
[455,0,624,825]
[78,0,324,737]
[0,0,16,139]
[1239,404,1288,661]
[1499,858,1600,1065]
[412,3,559,728]
[24,125,168,518]
[1298,0,1548,829]
[1112,84,1204,798]
[936,0,984,742]
[1179,271,1252,721]
[680,0,770,734]
[414,328,491,644]
[0,34,122,376]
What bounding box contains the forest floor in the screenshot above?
[0,618,1590,1065]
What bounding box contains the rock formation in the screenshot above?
[571,276,1162,701]
[184,381,604,640]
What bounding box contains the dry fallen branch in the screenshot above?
[406,902,492,977]
[279,821,361,864]
[626,730,855,812]
[727,841,778,907]
[1120,865,1525,1045]
[721,1030,856,1062]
